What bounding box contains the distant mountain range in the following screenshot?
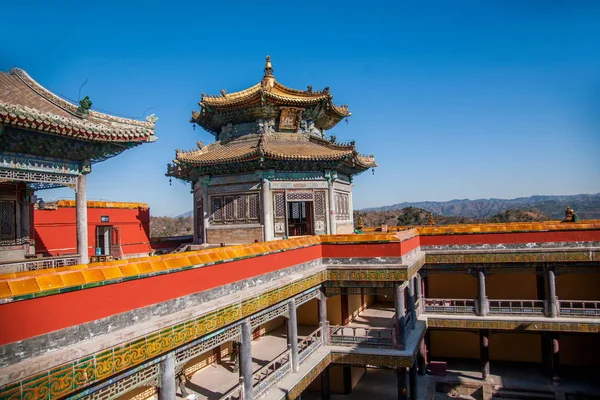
[175,210,194,218]
[362,193,600,220]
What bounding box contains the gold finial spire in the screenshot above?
[264,55,274,77]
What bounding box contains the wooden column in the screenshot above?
[546,269,558,317]
[319,289,328,343]
[409,362,418,400]
[321,366,331,400]
[477,271,489,316]
[76,174,89,264]
[240,319,254,400]
[288,299,299,372]
[480,329,490,381]
[397,367,408,400]
[415,273,423,313]
[261,178,273,241]
[327,173,337,234]
[550,334,560,384]
[158,353,176,400]
[395,284,407,349]
[408,277,416,329]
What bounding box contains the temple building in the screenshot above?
[0,68,157,266]
[167,56,376,244]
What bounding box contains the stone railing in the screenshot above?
[424,298,475,314]
[488,299,545,315]
[0,254,80,273]
[328,325,395,348]
[559,300,600,317]
[252,347,291,398]
[298,327,323,363]
[220,378,243,400]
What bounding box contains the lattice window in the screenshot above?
[286,191,314,201]
[211,193,259,224]
[274,193,285,218]
[314,191,325,217]
[224,196,235,221]
[0,201,16,240]
[235,195,246,221]
[212,197,223,221]
[248,194,259,221]
[335,192,350,221]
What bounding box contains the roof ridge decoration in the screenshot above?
[9,68,155,129]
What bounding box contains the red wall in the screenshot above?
[34,207,151,257]
[420,230,600,246]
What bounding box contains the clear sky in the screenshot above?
[2,1,599,216]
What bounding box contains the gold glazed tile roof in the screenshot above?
[192,56,351,133]
[0,68,157,143]
[362,220,600,234]
[174,133,377,168]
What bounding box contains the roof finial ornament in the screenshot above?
[264,55,274,77]
[262,55,276,90]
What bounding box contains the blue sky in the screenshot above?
[1,1,599,216]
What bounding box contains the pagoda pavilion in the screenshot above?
[167,56,376,244]
[0,68,157,266]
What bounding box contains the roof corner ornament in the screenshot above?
[77,96,92,117]
[145,113,158,124]
[220,89,227,97]
[330,135,336,144]
[307,85,313,93]
[196,141,203,150]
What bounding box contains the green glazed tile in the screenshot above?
[48,363,74,398]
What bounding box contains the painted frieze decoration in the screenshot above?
[279,107,303,130]
[270,181,328,190]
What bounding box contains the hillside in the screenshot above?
[362,193,600,220]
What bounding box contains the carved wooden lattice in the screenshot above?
[314,191,326,234]
[274,192,285,218]
[295,287,321,307]
[335,192,350,221]
[286,191,313,201]
[235,195,246,222]
[212,197,223,221]
[211,193,259,224]
[250,301,289,329]
[224,196,235,221]
[0,201,15,240]
[0,168,77,186]
[84,364,160,400]
[248,193,259,221]
[176,325,241,365]
[0,183,17,196]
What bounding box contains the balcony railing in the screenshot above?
[559,300,600,317]
[423,298,475,314]
[252,347,291,398]
[0,255,80,273]
[298,327,323,363]
[328,325,395,348]
[488,299,545,315]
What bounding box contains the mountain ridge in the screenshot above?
[361,193,600,220]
